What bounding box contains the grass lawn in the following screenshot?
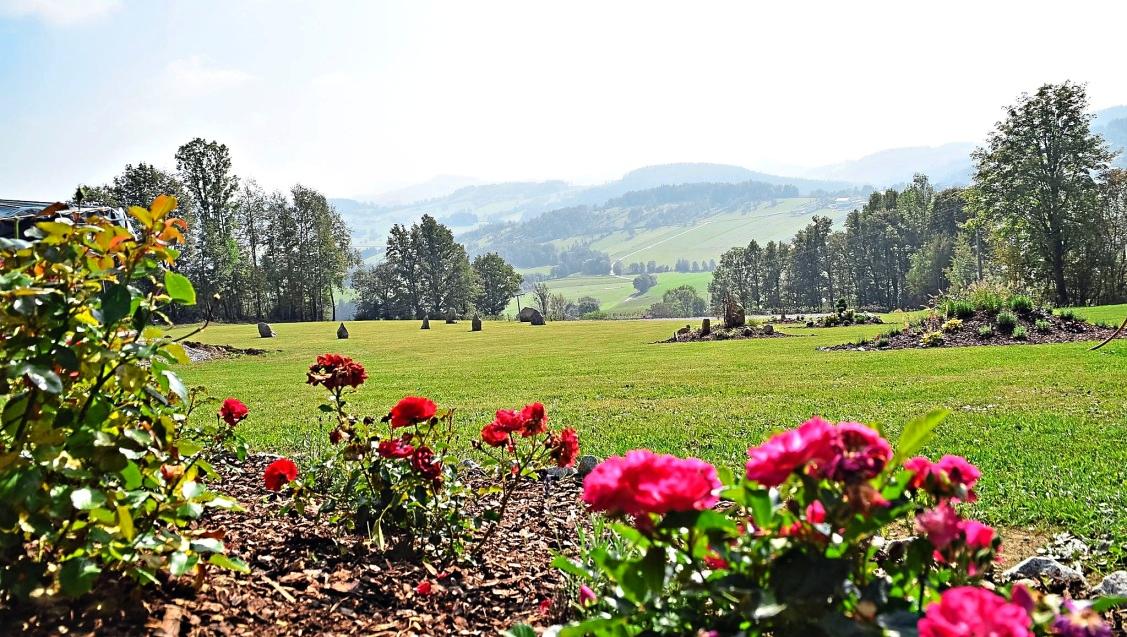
[506,271,713,316]
[171,319,1127,553]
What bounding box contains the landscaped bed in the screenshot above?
[825,298,1124,351]
[4,454,583,636]
[661,322,791,342]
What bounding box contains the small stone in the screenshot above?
[576,455,600,477]
[257,322,275,338]
[471,315,482,332]
[445,309,458,324]
[1093,571,1127,597]
[1001,556,1084,586]
[676,324,691,336]
[723,299,745,329]
[543,466,576,480]
[700,318,711,336]
[762,323,774,335]
[336,322,349,339]
[421,317,430,330]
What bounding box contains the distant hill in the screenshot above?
[802,143,975,189]
[1094,105,1127,168]
[365,175,481,205]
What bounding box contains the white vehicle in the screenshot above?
[0,199,135,240]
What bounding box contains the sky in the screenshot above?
[2,0,1126,200]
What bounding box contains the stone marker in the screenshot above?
[336,322,349,339]
[257,322,275,338]
[762,323,774,335]
[518,306,540,322]
[724,299,745,329]
[471,314,482,332]
[421,317,430,330]
[529,309,546,325]
[701,318,710,336]
[445,309,457,324]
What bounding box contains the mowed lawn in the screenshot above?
[171,318,1127,548]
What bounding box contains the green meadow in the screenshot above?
[172,315,1127,552]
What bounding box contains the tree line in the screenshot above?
[80,138,357,322]
[710,83,1127,312]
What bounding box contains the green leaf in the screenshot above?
[1090,596,1127,613]
[181,480,205,499]
[163,343,190,365]
[99,284,131,326]
[70,487,106,511]
[164,270,196,306]
[19,364,62,394]
[209,553,250,574]
[190,538,224,554]
[162,370,188,401]
[504,625,537,637]
[59,558,101,597]
[892,409,948,466]
[551,554,589,579]
[168,551,193,577]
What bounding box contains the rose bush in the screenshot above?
[0,196,246,601]
[553,411,1116,636]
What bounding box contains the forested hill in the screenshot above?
[336,163,853,248]
[459,179,865,269]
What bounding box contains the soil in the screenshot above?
[823,309,1122,351]
[181,341,268,362]
[4,455,583,636]
[661,324,792,343]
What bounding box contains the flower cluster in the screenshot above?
[905,454,982,501]
[744,416,892,487]
[306,353,368,391]
[582,450,720,517]
[480,402,550,446]
[919,587,1031,637]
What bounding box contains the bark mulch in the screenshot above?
[181,341,268,363]
[4,455,583,636]
[822,310,1123,351]
[660,324,791,343]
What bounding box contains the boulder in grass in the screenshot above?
[471,315,482,332]
[518,306,542,323]
[421,317,430,330]
[1001,557,1084,591]
[530,310,546,326]
[257,322,275,338]
[336,322,349,339]
[762,323,774,335]
[1093,571,1127,597]
[724,299,745,329]
[445,309,457,324]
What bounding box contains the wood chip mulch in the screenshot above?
[4,455,584,636]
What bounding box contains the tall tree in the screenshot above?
[971,82,1114,305]
[175,138,240,317]
[472,252,522,315]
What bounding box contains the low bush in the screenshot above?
[1012,326,1028,340]
[944,300,975,319]
[551,412,1113,636]
[0,197,245,601]
[1008,294,1034,313]
[963,280,1011,313]
[876,337,890,348]
[1034,319,1052,333]
[941,318,962,333]
[884,326,903,338]
[1056,308,1077,321]
[977,325,993,338]
[921,330,945,347]
[995,310,1018,333]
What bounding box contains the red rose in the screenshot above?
[219,398,249,426]
[745,417,836,487]
[480,422,511,447]
[415,579,433,595]
[264,458,299,491]
[919,587,1032,637]
[389,396,437,428]
[410,445,442,481]
[519,402,548,437]
[306,353,367,390]
[377,436,415,459]
[491,408,524,433]
[815,422,892,482]
[549,428,580,467]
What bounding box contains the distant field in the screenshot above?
[172,318,1127,552]
[507,271,712,316]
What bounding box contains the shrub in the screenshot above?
[995,310,1018,333]
[941,318,962,333]
[876,337,890,348]
[963,280,1011,313]
[977,325,993,338]
[1008,294,1034,313]
[0,196,245,601]
[921,330,945,347]
[884,326,903,338]
[944,300,975,319]
[1056,308,1077,321]
[1034,319,1052,333]
[553,413,1109,636]
[1012,326,1028,340]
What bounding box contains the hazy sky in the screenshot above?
[2,0,1126,200]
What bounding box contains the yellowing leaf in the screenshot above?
[150,195,177,219]
[128,206,152,227]
[117,506,134,541]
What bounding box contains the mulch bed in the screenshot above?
[181,341,268,362]
[822,310,1123,351]
[5,455,583,636]
[661,324,792,343]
